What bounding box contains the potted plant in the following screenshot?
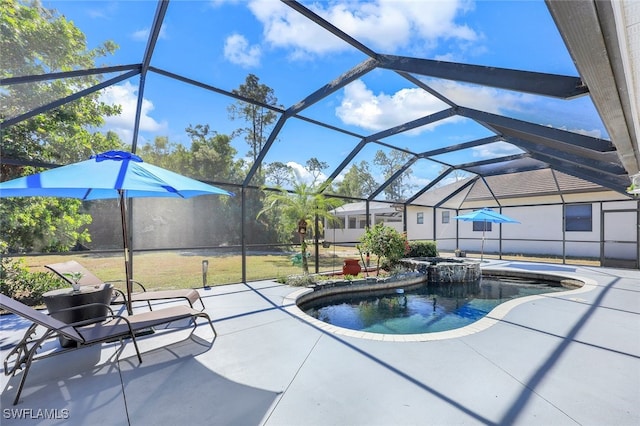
[63,272,84,292]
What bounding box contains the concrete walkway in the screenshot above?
[1,260,639,425]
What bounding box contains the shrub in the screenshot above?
[1,242,66,305]
[407,240,438,257]
[286,274,317,287]
[359,224,409,274]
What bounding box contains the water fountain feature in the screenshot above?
[399,257,481,283]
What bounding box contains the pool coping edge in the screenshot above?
[282,266,598,342]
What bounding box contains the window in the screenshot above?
[348,217,356,229]
[442,211,450,224]
[417,212,424,224]
[565,204,592,231]
[473,221,492,232]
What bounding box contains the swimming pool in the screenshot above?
[299,276,567,335]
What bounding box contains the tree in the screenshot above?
[257,179,342,274]
[373,149,415,201]
[0,0,123,252]
[359,223,409,275]
[136,127,251,246]
[305,157,328,186]
[185,124,244,182]
[335,161,378,199]
[265,161,294,187]
[227,74,280,164]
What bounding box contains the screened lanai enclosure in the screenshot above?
[1,0,639,287]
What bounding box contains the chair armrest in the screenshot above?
[106,279,148,292]
[131,280,147,292]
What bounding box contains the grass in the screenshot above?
[20,246,365,293]
[16,246,600,296]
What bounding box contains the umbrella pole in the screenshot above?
[119,190,133,314]
[481,220,486,261]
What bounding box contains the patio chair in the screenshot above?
[45,260,205,311]
[0,294,216,405]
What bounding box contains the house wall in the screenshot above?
[327,197,638,266]
[325,213,403,243]
[431,199,638,261]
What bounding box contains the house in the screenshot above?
[326,169,639,268]
[326,201,404,243]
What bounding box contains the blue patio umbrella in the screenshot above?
[454,208,520,260]
[0,150,235,312]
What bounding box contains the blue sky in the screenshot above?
[41,0,607,196]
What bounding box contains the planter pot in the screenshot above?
[342,258,362,276]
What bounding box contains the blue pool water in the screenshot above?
[300,277,566,334]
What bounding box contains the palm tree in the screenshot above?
[258,181,342,274]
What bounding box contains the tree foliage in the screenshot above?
[335,161,378,199]
[228,74,280,165]
[257,176,342,274]
[185,124,245,182]
[359,223,409,274]
[264,161,294,188]
[1,0,123,252]
[373,149,415,201]
[305,157,328,186]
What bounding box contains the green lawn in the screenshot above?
[15,246,599,298]
[20,246,365,293]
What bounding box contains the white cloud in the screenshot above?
[552,125,602,139]
[246,0,479,58]
[326,0,477,52]
[131,24,168,42]
[471,141,523,159]
[407,174,432,189]
[287,161,328,185]
[132,29,149,42]
[428,79,533,114]
[224,33,262,67]
[248,0,345,58]
[87,2,119,19]
[336,80,450,132]
[99,81,167,142]
[336,78,534,134]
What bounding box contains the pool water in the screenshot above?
[300,277,566,334]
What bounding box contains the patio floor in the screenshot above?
[1,260,639,425]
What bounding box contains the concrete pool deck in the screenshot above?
[1,260,639,425]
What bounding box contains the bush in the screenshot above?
[1,242,66,305]
[285,274,317,287]
[359,224,409,273]
[407,240,438,257]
